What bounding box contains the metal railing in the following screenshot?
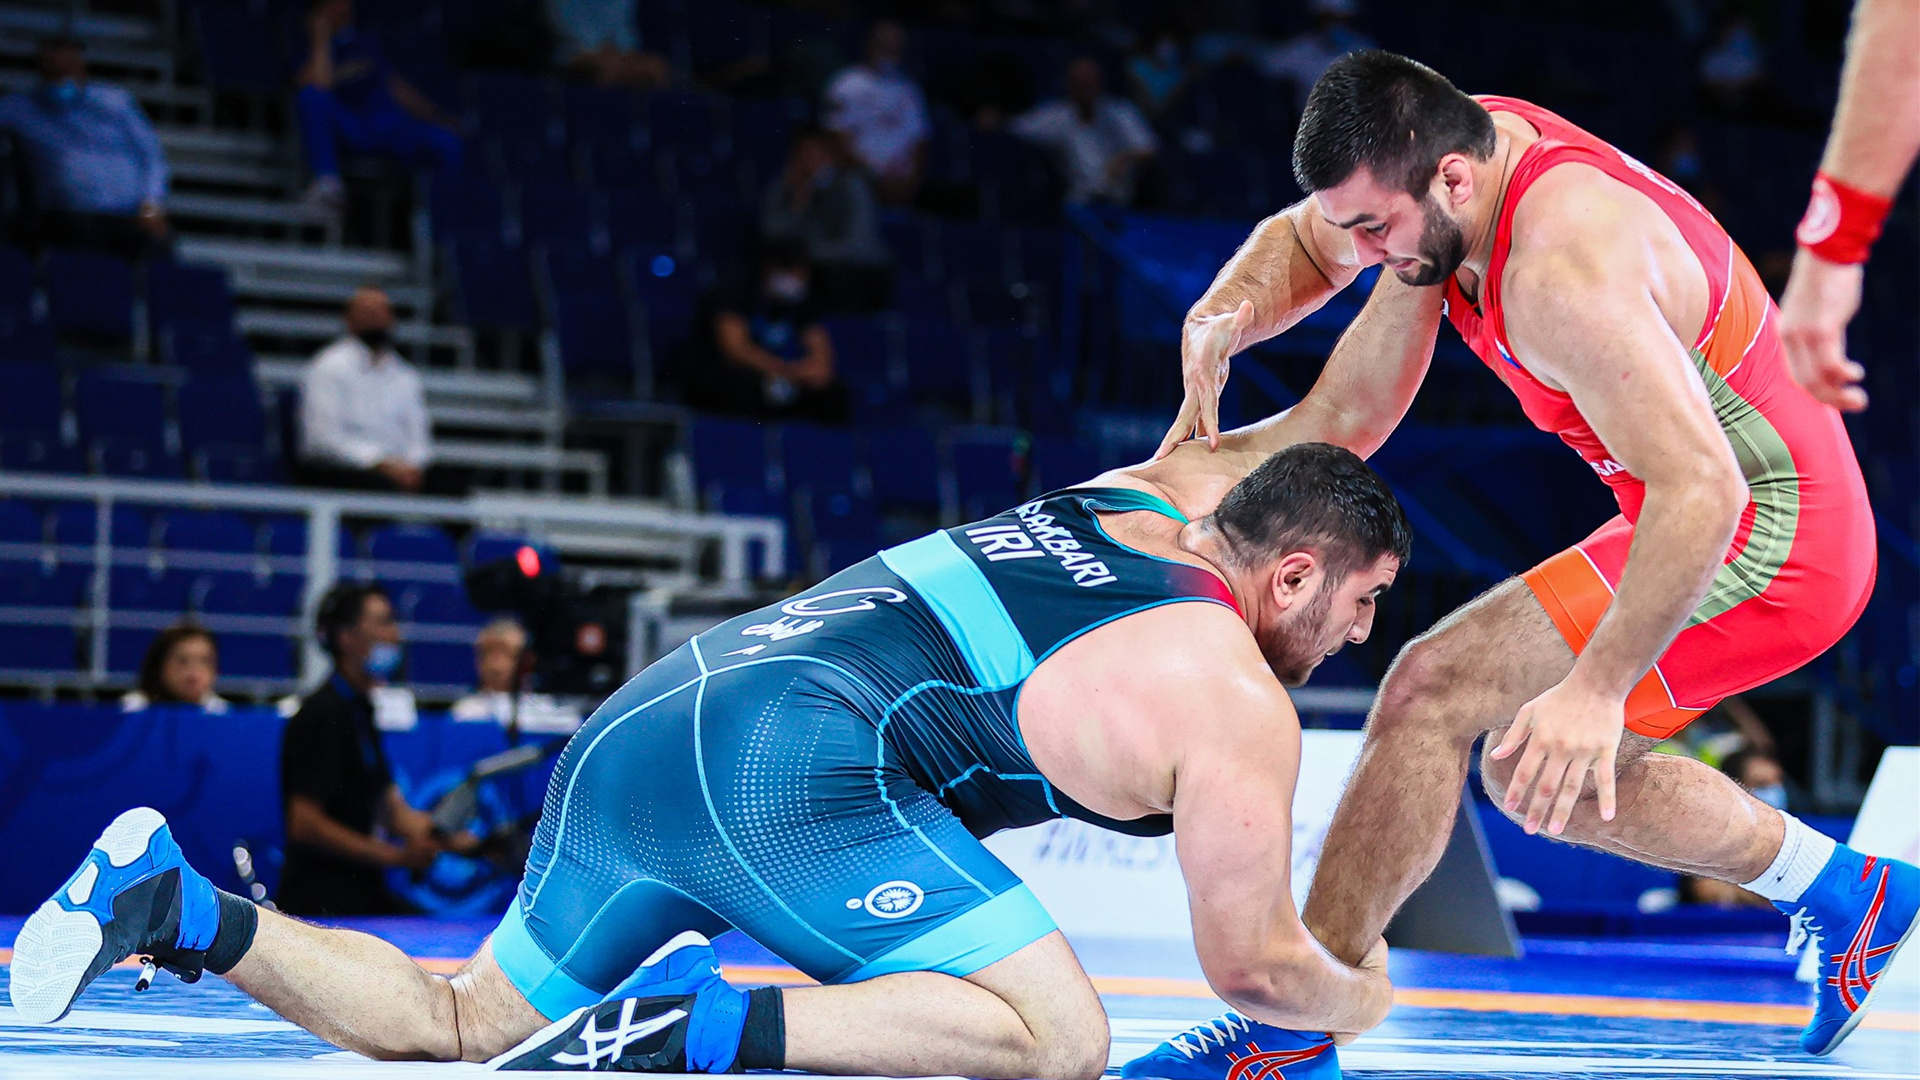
[0,473,784,693]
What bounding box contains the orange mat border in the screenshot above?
[2,949,1914,1033]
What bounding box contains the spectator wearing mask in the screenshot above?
[546,0,669,89]
[822,21,928,204]
[1010,57,1158,206]
[122,624,228,713]
[450,617,580,733]
[697,242,848,424]
[1259,0,1377,113]
[0,37,169,258]
[297,287,433,494]
[760,127,892,313]
[278,582,475,916]
[297,0,463,210]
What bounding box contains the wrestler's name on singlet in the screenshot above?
[962,498,1119,588]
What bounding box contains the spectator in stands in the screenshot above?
[696,241,848,424]
[760,127,892,313]
[822,21,928,204]
[1125,26,1192,123]
[296,0,463,211]
[1259,0,1377,113]
[0,36,170,258]
[121,624,228,713]
[451,617,582,732]
[278,582,474,915]
[1010,57,1158,207]
[547,0,669,89]
[1697,13,1770,119]
[297,287,434,494]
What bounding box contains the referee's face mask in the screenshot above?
[336,593,403,682]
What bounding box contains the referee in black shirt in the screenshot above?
[276,582,468,915]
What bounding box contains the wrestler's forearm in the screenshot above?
[1218,943,1393,1034]
[1186,202,1354,349]
[1818,0,1920,197]
[1567,481,1743,701]
[1220,274,1441,461]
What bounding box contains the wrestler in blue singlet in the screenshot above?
[491,487,1238,1018]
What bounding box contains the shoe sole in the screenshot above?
[1813,892,1920,1056]
[486,1005,595,1070]
[8,808,167,1025]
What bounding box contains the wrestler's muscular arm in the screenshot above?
[1779,0,1920,411]
[1170,622,1393,1034]
[1155,199,1371,456]
[1490,174,1749,836]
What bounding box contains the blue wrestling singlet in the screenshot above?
[491,487,1240,1018]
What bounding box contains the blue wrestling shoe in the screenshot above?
[8,807,221,1024]
[489,932,751,1072]
[1121,1012,1338,1080]
[1781,846,1920,1056]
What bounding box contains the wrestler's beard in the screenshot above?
[1394,196,1468,287]
[1260,581,1338,689]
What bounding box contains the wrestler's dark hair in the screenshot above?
[1292,50,1496,196]
[1205,442,1411,580]
[316,580,389,655]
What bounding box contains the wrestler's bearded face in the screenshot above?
[1260,579,1339,688]
[1398,193,1469,287]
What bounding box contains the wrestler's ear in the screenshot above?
[1269,550,1319,607]
[1435,153,1474,208]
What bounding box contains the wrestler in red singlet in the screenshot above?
[1444,96,1878,739]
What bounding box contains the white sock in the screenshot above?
[1742,808,1839,905]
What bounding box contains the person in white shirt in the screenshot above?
[822,21,928,204]
[1010,57,1159,207]
[297,287,432,493]
[449,618,579,733]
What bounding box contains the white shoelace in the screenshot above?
[1166,1012,1252,1059]
[1786,906,1825,959]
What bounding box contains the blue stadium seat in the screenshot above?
[160,511,257,554]
[217,634,296,680]
[803,489,881,575]
[146,262,236,339]
[162,320,255,375]
[0,360,62,436]
[0,500,41,544]
[552,290,639,390]
[109,566,195,612]
[604,188,682,254]
[950,435,1027,517]
[540,247,620,306]
[193,0,287,95]
[629,259,702,387]
[408,643,473,686]
[864,427,941,512]
[778,423,858,496]
[429,175,511,245]
[0,564,87,606]
[403,582,484,625]
[880,214,934,279]
[583,137,660,189]
[688,415,773,508]
[0,309,60,364]
[563,83,639,145]
[74,370,178,479]
[44,249,134,347]
[519,179,600,251]
[262,516,306,557]
[177,375,267,460]
[198,446,283,485]
[366,523,459,566]
[937,220,1012,286]
[199,573,303,616]
[0,243,36,315]
[0,433,83,474]
[448,240,539,334]
[0,624,78,671]
[903,319,978,414]
[820,314,897,390]
[644,90,722,152]
[46,500,106,547]
[1030,437,1106,494]
[470,71,554,143]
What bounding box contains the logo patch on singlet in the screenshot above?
[858,880,925,919]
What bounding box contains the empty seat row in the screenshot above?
[0,248,239,358]
[0,364,272,482]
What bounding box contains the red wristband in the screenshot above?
[1795,172,1893,265]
